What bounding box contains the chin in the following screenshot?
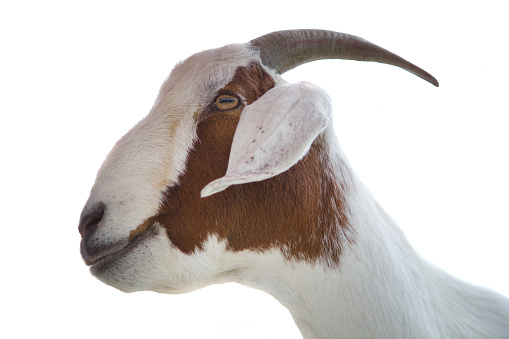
[89,227,176,293]
[89,227,220,295]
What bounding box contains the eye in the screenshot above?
[215,94,240,111]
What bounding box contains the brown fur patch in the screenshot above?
[222,63,277,105]
[149,63,353,265]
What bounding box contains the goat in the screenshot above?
[79,29,509,338]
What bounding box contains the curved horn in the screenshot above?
[250,29,439,87]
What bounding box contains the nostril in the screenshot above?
[78,203,105,238]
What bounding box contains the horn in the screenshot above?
[250,29,439,87]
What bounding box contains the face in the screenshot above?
[79,42,351,294]
[79,44,275,292]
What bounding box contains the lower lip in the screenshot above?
[90,223,159,267]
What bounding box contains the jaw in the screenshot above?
[89,225,173,293]
[89,229,230,294]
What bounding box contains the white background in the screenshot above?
[1,1,507,338]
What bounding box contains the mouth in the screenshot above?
[83,221,159,267]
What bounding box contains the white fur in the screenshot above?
[82,37,509,339]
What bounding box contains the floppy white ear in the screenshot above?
[201,82,331,198]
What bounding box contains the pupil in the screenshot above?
[219,98,235,104]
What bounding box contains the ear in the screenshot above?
[201,82,331,198]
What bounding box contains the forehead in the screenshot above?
[160,43,257,103]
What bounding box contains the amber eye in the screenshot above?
[215,94,240,110]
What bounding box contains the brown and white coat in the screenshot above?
[79,30,509,338]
